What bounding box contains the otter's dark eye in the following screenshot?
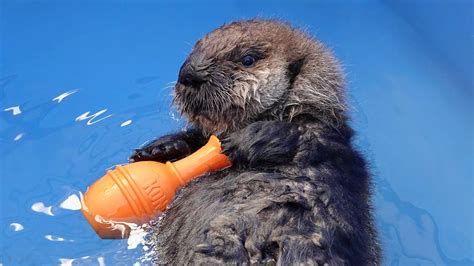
[241,55,256,67]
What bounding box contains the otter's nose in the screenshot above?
[178,63,206,89]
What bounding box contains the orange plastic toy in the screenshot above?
[81,135,232,239]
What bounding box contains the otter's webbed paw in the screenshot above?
[222,121,300,168]
[129,129,206,163]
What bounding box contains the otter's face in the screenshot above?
[173,21,297,135]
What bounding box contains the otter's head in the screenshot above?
[174,20,346,135]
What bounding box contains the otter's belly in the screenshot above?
[148,168,332,264]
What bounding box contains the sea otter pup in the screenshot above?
[130,20,380,265]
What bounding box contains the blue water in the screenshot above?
[1,1,472,265]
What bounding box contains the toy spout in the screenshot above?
[81,135,232,239]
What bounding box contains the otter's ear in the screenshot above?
[288,58,305,84]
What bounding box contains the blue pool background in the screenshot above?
[1,0,472,264]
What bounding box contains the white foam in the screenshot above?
[4,106,21,115]
[53,89,79,103]
[97,256,105,266]
[120,119,132,127]
[10,223,24,231]
[90,214,148,249]
[76,109,112,125]
[127,224,148,250]
[31,202,54,216]
[59,194,82,211]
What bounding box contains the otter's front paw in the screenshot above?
[129,135,193,163]
[222,121,300,168]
